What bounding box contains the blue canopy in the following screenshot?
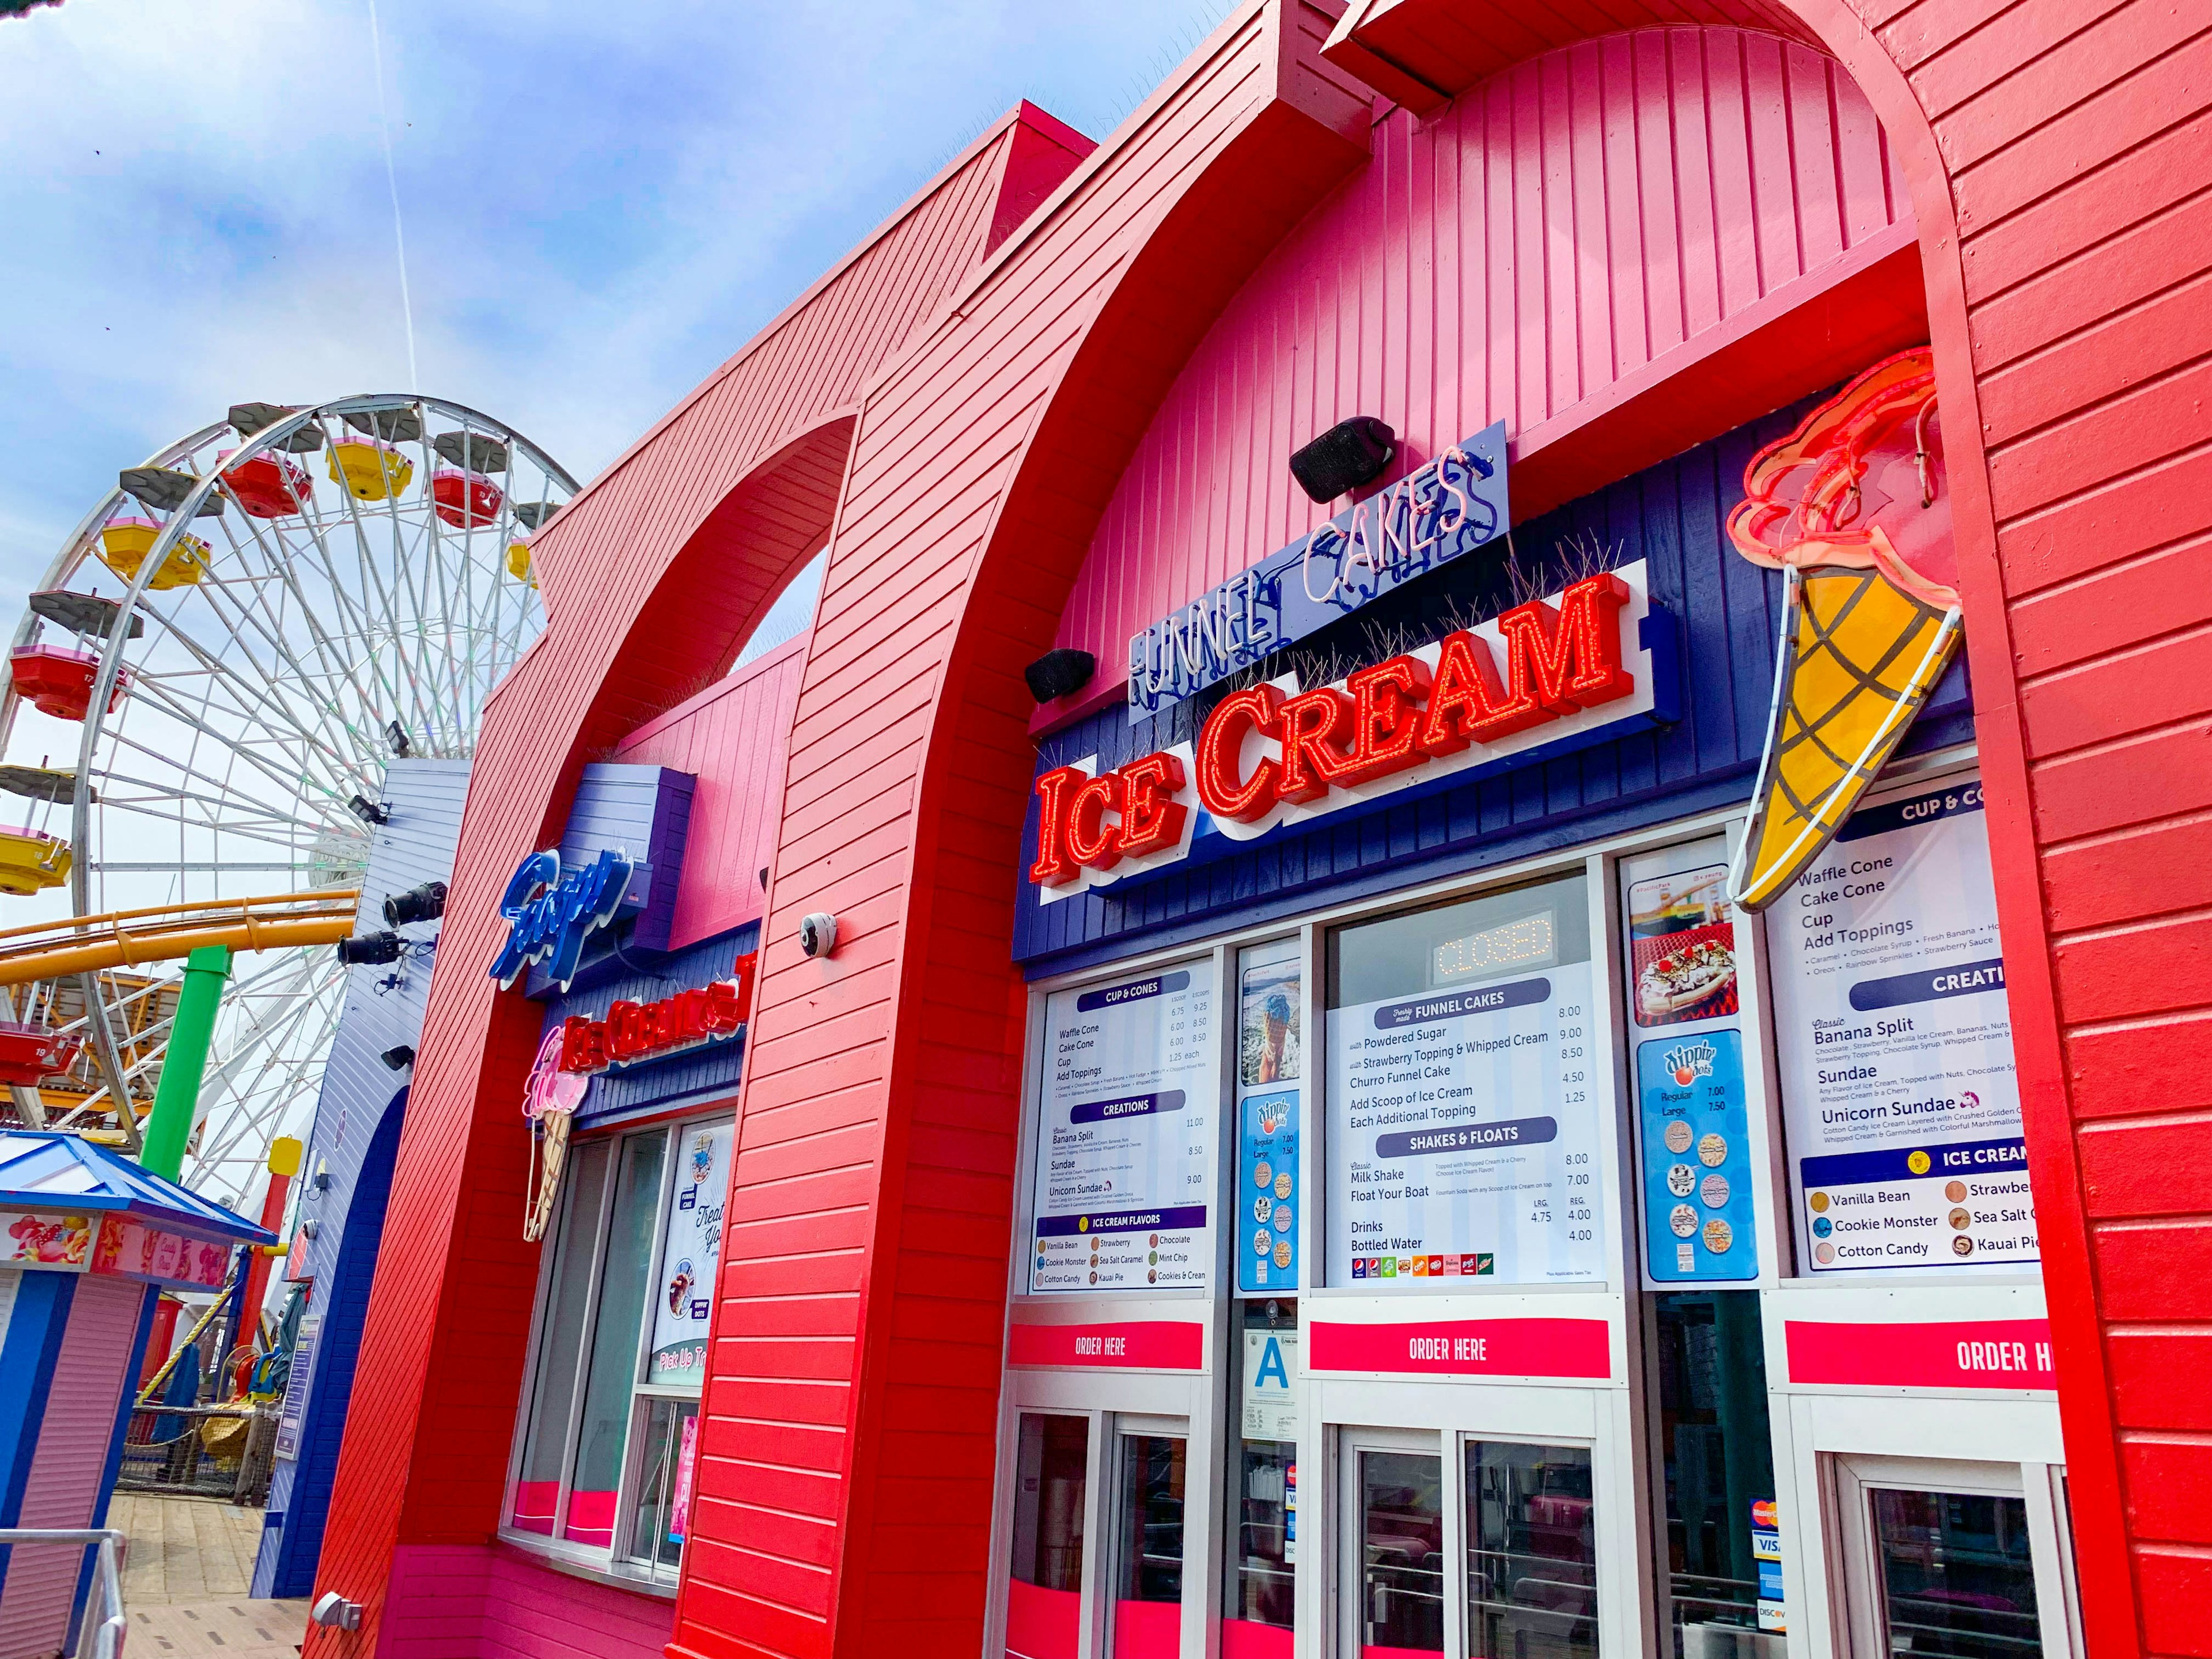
[0,1131,273,1244]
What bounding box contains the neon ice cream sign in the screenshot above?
[1036,565,1673,899]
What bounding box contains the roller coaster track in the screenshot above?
[0,891,360,987]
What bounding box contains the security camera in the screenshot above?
[310,1592,362,1630]
[798,912,837,960]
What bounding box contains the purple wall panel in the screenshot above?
[1050,26,1908,703]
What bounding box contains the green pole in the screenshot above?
[140,945,232,1183]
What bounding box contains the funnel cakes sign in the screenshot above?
[1032,563,1676,900]
[1127,422,1511,721]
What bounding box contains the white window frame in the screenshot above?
[1831,1453,2081,1659]
[499,1107,731,1590]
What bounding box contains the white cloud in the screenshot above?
[1,0,1235,573]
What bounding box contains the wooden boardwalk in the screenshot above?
[110,1494,308,1657]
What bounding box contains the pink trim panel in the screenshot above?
[1785,1319,2056,1390]
[1309,1317,1611,1379]
[1223,1619,1295,1659]
[1006,1319,1204,1371]
[1005,1578,1080,1659]
[380,1543,673,1659]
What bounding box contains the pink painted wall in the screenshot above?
[612,634,809,951]
[0,1276,142,1657]
[377,1543,672,1659]
[1047,25,1909,713]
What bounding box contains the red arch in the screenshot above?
[312,7,2210,1657]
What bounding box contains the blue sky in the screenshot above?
[0,0,1236,611]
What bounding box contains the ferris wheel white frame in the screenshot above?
[0,393,578,1198]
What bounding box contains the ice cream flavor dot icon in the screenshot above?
[1908,1150,1932,1175]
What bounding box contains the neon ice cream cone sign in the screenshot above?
[1726,348,1961,911]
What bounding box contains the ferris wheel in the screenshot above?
[0,394,577,1206]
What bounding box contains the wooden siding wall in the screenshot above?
[1016,403,1975,968]
[1048,26,1902,717]
[1322,3,2212,1647]
[307,0,2212,1654]
[1048,26,1910,713]
[613,635,809,949]
[309,103,1097,1657]
[0,1274,141,1656]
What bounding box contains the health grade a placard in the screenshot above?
[1636,1031,1756,1281]
[1030,962,1219,1294]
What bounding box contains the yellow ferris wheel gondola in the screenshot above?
[97,518,208,592]
[0,828,70,897]
[328,437,414,502]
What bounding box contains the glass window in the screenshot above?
[1464,1441,1598,1659]
[1113,1434,1186,1656]
[1871,1489,2042,1658]
[513,1138,611,1536]
[1361,1449,1445,1654]
[1325,873,1602,1288]
[1009,1414,1089,1659]
[507,1115,728,1574]
[1226,1301,1298,1647]
[566,1130,665,1546]
[1652,1291,1777,1651]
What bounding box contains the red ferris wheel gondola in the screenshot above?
[219,448,313,518]
[431,467,505,529]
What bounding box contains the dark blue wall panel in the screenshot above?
[253,758,469,1600]
[1013,402,1974,975]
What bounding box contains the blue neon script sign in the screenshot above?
[1128,422,1509,722]
[489,847,639,991]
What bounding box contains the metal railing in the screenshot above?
[119,1402,270,1500]
[0,1528,126,1657]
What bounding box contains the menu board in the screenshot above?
[1622,839,1759,1285]
[1029,961,1218,1294]
[1326,881,1604,1286]
[1238,938,1302,1293]
[648,1118,731,1385]
[1768,779,2036,1272]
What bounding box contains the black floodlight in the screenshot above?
[30,591,142,640]
[1024,648,1096,705]
[348,794,390,827]
[380,1044,416,1071]
[1289,416,1396,503]
[385,720,412,757]
[336,931,403,967]
[383,880,448,929]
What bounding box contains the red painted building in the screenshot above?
[307,5,2211,1657]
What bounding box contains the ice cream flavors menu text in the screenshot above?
[1029,962,1218,1294]
[1623,839,1759,1285]
[1768,779,2037,1272]
[1326,963,1605,1286]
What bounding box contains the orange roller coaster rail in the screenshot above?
[0,891,361,986]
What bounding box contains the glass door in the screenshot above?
[1836,1457,2080,1658]
[1009,1413,1092,1659]
[1343,1431,1449,1659]
[1110,1422,1188,1658]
